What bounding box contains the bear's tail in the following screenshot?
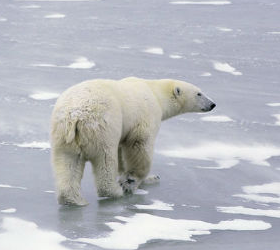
[65,120,78,144]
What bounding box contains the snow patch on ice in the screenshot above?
[1,208,17,214]
[31,57,95,69]
[0,184,27,190]
[200,72,212,77]
[169,54,183,59]
[193,39,204,44]
[134,200,174,210]
[75,213,270,250]
[216,27,232,32]
[233,182,280,204]
[143,47,164,55]
[266,103,280,107]
[217,206,280,218]
[21,5,41,8]
[170,1,231,5]
[44,14,65,19]
[44,190,55,194]
[15,141,51,150]
[0,217,69,250]
[29,92,60,100]
[200,115,233,122]
[213,61,242,75]
[66,57,95,69]
[157,142,280,169]
[0,18,7,22]
[268,31,280,35]
[272,114,280,126]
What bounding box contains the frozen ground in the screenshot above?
[0,0,280,249]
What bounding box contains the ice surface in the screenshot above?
[134,200,174,210]
[29,92,60,100]
[200,115,233,122]
[217,206,280,218]
[0,217,69,250]
[213,61,242,75]
[170,1,231,5]
[200,72,212,77]
[75,213,270,250]
[158,143,280,169]
[143,47,164,55]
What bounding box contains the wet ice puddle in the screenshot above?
[75,213,270,249]
[157,142,280,169]
[134,200,174,211]
[213,61,242,75]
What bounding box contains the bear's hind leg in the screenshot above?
[52,149,87,206]
[91,149,123,198]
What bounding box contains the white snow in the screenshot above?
[157,142,280,169]
[213,61,242,75]
[143,47,164,55]
[31,57,95,69]
[44,14,65,19]
[75,213,270,250]
[170,1,231,5]
[200,115,233,122]
[268,31,280,35]
[193,39,204,44]
[0,217,69,250]
[169,54,183,59]
[233,182,280,204]
[0,184,27,190]
[266,103,280,107]
[1,208,17,214]
[200,72,212,77]
[15,141,51,150]
[217,206,280,218]
[66,57,95,69]
[0,18,8,22]
[44,190,55,194]
[216,27,232,32]
[21,5,41,8]
[134,200,174,210]
[272,114,280,126]
[29,92,60,100]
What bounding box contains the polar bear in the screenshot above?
[51,77,215,205]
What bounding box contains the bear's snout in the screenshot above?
[210,103,216,111]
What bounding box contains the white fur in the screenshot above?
[50,77,214,205]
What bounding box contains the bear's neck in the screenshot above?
[148,82,179,121]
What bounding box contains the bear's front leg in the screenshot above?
[120,138,154,194]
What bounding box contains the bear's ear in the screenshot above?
[173,87,181,98]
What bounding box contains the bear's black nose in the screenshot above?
[210,103,216,110]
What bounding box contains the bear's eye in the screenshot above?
[174,87,181,97]
[197,93,202,96]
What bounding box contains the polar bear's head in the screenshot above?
[150,79,216,120]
